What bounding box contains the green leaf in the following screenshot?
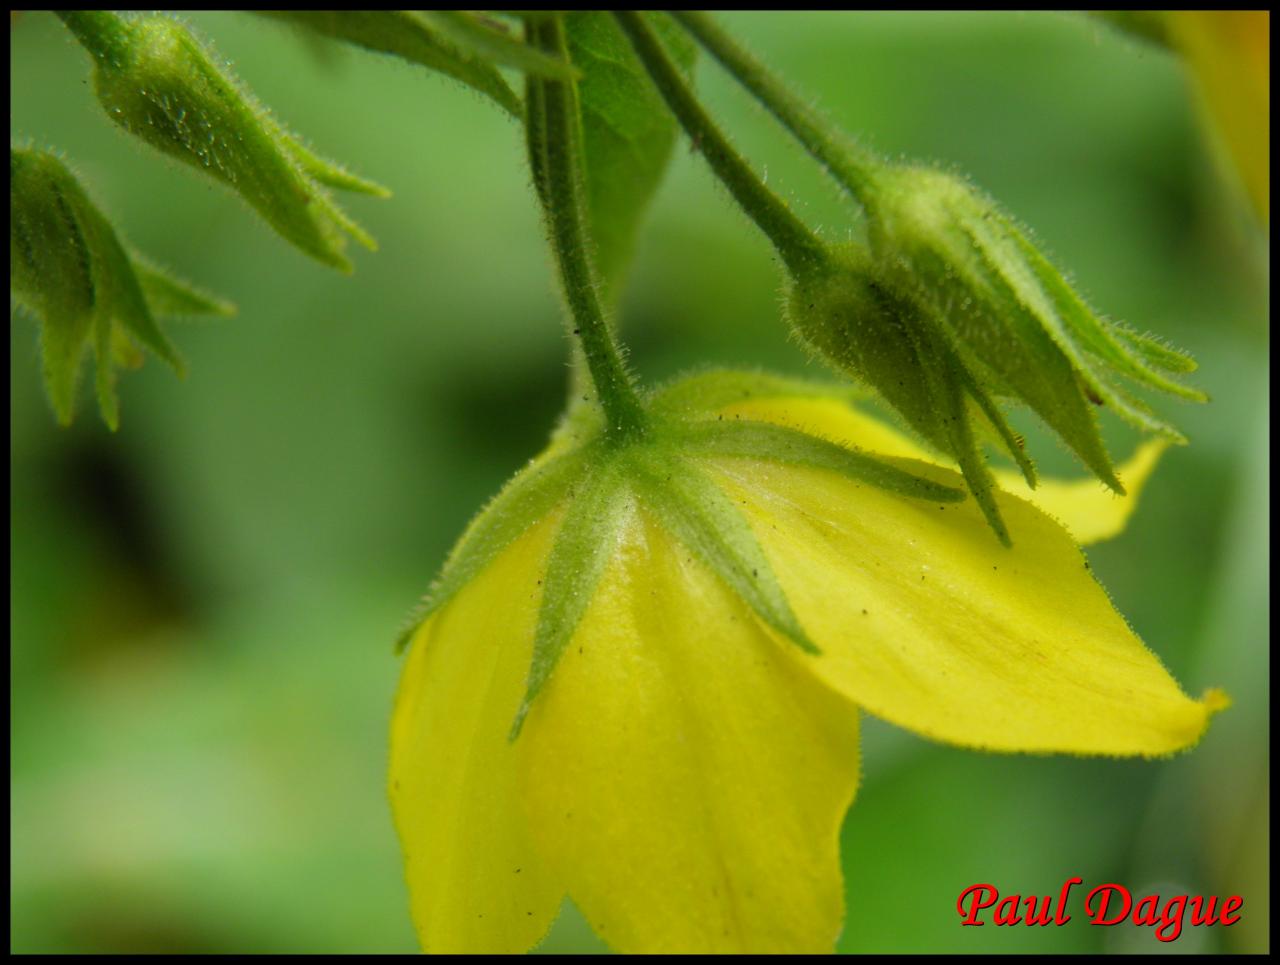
[510,461,631,738]
[58,11,385,273]
[257,11,522,118]
[566,12,696,297]
[419,11,579,81]
[672,418,966,504]
[395,442,596,653]
[628,448,817,654]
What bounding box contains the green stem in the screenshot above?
[671,11,884,210]
[56,10,131,64]
[526,17,647,440]
[613,11,827,279]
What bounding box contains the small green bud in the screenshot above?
[861,164,1206,451]
[786,244,1031,544]
[58,11,387,273]
[10,146,232,429]
[786,162,1209,539]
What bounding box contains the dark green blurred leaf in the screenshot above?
[1090,11,1174,50]
[257,11,522,118]
[566,12,696,299]
[420,11,579,81]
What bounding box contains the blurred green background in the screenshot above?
[10,11,1268,954]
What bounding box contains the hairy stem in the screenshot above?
[613,11,827,279]
[526,17,647,439]
[671,11,883,209]
[56,10,131,63]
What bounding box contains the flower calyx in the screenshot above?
[395,373,965,736]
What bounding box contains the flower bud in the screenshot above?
[58,11,387,273]
[787,244,1033,544]
[860,164,1205,450]
[10,146,231,429]
[785,162,1208,542]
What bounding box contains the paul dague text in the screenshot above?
[957,878,1243,942]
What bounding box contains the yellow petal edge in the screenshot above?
[706,447,1225,757]
[390,516,566,953]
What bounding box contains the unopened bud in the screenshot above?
[10,146,231,429]
[859,164,1204,477]
[787,244,1032,544]
[58,11,387,273]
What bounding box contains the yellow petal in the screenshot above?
[389,516,565,952]
[718,395,1163,545]
[993,438,1168,545]
[518,508,860,953]
[707,455,1224,757]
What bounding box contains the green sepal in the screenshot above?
[257,11,522,119]
[628,448,818,655]
[670,418,965,505]
[130,253,237,318]
[957,364,1037,489]
[10,146,217,429]
[12,149,95,424]
[509,461,631,739]
[394,442,596,653]
[58,11,384,273]
[902,323,1011,546]
[940,246,1126,491]
[1109,323,1199,374]
[978,210,1207,404]
[420,11,580,81]
[282,134,391,199]
[648,367,867,419]
[91,302,122,430]
[79,189,185,374]
[951,210,1183,447]
[566,11,695,299]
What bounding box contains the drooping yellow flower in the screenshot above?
[389,371,1225,954]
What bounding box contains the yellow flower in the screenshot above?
[389,371,1225,953]
[1167,11,1270,222]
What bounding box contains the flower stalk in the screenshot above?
[670,10,883,209]
[526,16,648,441]
[612,11,827,279]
